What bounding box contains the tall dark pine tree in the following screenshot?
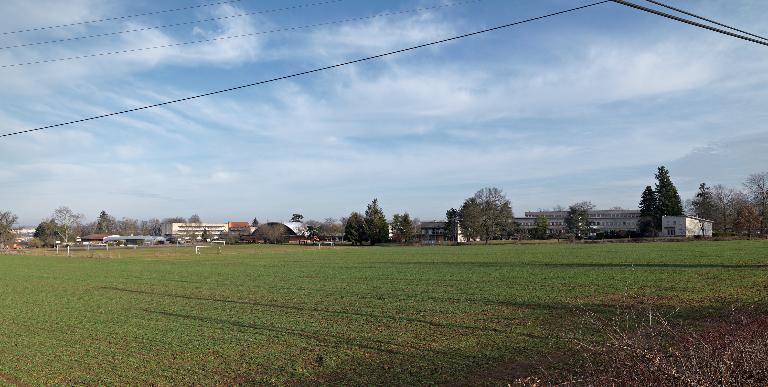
[654,166,683,228]
[691,183,716,220]
[95,210,112,234]
[445,208,459,243]
[364,199,389,245]
[638,186,658,236]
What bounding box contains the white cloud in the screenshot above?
[3,0,768,224]
[114,145,144,159]
[0,2,265,95]
[306,11,456,59]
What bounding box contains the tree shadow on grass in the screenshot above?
[100,286,500,333]
[142,308,472,363]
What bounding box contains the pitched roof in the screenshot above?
[82,234,109,241]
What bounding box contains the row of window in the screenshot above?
[589,221,634,226]
[520,221,636,227]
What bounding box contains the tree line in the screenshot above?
[685,172,767,237]
[6,208,215,247]
[2,168,765,248]
[340,188,519,245]
[637,167,767,237]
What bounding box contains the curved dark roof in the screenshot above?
[252,222,297,236]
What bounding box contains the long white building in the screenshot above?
[160,223,229,240]
[516,209,641,236]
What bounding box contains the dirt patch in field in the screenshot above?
[448,353,569,386]
[0,371,30,387]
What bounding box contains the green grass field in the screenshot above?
[1,241,767,385]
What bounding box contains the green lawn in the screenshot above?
[1,241,767,385]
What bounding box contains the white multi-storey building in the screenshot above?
[161,223,229,240]
[516,209,642,236]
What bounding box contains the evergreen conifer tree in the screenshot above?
[654,166,683,228]
[95,210,113,234]
[364,199,389,245]
[691,183,716,220]
[638,185,658,236]
[639,186,657,217]
[445,208,460,243]
[344,212,365,245]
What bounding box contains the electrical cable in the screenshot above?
[642,0,768,42]
[611,0,768,47]
[0,0,346,51]
[0,1,610,138]
[1,0,254,35]
[0,0,483,69]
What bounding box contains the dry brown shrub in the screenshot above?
[517,307,768,386]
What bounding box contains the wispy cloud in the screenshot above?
[1,0,768,225]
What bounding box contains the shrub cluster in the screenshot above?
[518,308,768,385]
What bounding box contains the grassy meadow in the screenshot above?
[1,241,767,385]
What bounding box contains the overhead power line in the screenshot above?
[1,0,253,35]
[610,0,768,47]
[0,0,483,69]
[0,0,346,51]
[0,1,610,139]
[642,0,768,42]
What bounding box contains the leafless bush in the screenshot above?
[517,307,768,386]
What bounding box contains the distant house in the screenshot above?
[12,228,35,244]
[420,221,447,244]
[81,234,109,244]
[227,222,252,234]
[419,221,466,244]
[661,216,713,237]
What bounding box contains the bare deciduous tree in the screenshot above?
[254,224,286,244]
[735,202,761,238]
[52,206,84,243]
[0,210,19,247]
[744,172,768,234]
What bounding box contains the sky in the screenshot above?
[1,0,767,226]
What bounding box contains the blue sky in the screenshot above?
[1,0,767,226]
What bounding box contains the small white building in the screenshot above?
[661,215,713,237]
